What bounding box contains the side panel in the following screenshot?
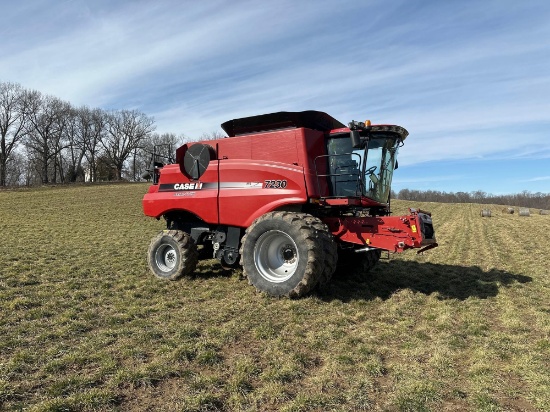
[251,130,300,164]
[144,127,320,227]
[218,160,307,227]
[142,163,219,224]
[216,128,300,164]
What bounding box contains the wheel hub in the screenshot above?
[166,250,176,265]
[254,230,299,283]
[155,244,178,272]
[281,244,296,263]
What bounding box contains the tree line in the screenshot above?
[2,81,548,208]
[0,81,191,186]
[394,189,550,210]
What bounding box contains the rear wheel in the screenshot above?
[147,230,199,280]
[240,212,326,298]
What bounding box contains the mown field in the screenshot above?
[0,183,548,411]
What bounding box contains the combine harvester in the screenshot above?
[143,111,437,297]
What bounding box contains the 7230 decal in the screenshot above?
[264,180,287,189]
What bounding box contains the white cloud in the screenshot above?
[1,0,549,193]
[522,176,550,182]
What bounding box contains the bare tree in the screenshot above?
[61,106,85,182]
[134,132,184,181]
[63,105,107,183]
[79,107,107,182]
[102,109,155,180]
[0,82,28,186]
[3,150,25,185]
[199,130,226,141]
[146,132,183,161]
[24,92,70,184]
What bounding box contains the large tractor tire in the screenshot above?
[337,248,381,277]
[147,230,199,280]
[239,212,331,298]
[302,215,338,285]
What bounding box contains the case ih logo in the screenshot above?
[174,183,203,190]
[159,182,204,192]
[159,182,264,192]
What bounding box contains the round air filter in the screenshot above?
[183,144,213,179]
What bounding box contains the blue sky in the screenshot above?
[1,0,549,194]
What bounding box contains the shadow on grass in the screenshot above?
[194,259,234,279]
[319,260,532,302]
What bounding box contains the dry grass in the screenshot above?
[0,184,548,411]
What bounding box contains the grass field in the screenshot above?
[0,183,549,411]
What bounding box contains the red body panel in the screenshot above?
[142,163,219,223]
[218,160,307,227]
[143,129,315,227]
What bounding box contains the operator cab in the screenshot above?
[317,120,407,208]
[219,110,407,210]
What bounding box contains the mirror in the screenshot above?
[350,130,362,148]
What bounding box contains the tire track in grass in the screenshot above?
[474,204,527,272]
[437,203,478,266]
[462,208,549,411]
[514,214,550,277]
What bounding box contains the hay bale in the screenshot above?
[540,209,549,215]
[502,207,515,214]
[519,208,530,217]
[481,209,492,217]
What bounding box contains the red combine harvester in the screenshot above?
[143,111,437,297]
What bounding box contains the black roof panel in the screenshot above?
[221,110,345,137]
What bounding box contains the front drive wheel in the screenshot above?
[147,230,199,280]
[240,212,325,298]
